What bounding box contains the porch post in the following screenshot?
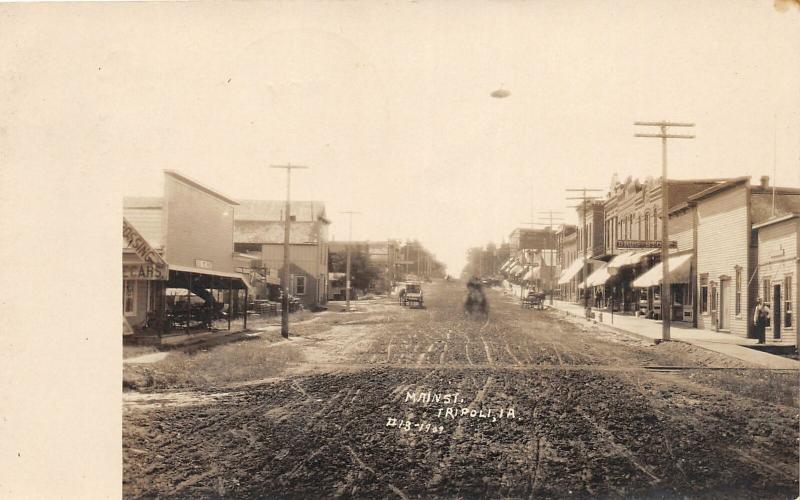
[186,272,192,335]
[243,286,248,329]
[228,277,232,331]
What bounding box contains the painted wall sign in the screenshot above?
[124,263,167,280]
[123,218,167,266]
[123,218,168,280]
[617,239,677,249]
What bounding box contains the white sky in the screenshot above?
[3,1,799,274]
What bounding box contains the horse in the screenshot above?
[464,280,489,319]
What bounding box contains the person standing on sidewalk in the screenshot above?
[753,298,770,344]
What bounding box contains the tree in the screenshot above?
[329,245,380,291]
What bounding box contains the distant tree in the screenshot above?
[329,245,380,291]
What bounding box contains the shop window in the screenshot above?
[638,215,642,239]
[699,274,708,313]
[785,276,793,329]
[653,209,658,240]
[735,267,741,315]
[295,275,306,296]
[124,280,137,316]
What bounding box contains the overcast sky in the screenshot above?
[3,1,799,274]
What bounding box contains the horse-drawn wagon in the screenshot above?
[521,291,545,310]
[403,282,424,308]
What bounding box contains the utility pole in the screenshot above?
[567,189,603,318]
[521,214,565,304]
[270,164,309,338]
[635,121,695,342]
[537,211,565,305]
[340,211,360,312]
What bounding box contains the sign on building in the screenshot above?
[123,218,168,280]
[617,239,677,249]
[194,259,213,269]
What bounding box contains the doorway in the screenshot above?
[773,284,782,339]
[719,279,729,330]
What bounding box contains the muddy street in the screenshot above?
[123,281,799,499]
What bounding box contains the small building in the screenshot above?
[234,200,330,309]
[753,213,798,347]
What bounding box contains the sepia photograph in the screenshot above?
[2,1,800,498]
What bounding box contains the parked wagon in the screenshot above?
[404,282,424,309]
[521,291,545,310]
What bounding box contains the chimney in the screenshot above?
[760,175,769,189]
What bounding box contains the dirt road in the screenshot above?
[123,280,799,499]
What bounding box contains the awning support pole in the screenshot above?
[243,286,248,329]
[187,272,192,335]
[227,277,232,331]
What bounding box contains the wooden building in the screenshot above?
[753,214,798,347]
[691,176,800,339]
[234,200,330,309]
[123,171,252,336]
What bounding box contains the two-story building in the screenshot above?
[599,176,727,314]
[555,225,578,301]
[234,200,330,309]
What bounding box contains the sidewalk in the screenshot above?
[549,300,799,370]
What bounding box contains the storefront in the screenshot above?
[123,218,169,334]
[754,214,798,347]
[632,253,693,322]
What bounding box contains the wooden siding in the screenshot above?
[261,243,327,307]
[123,207,163,248]
[669,209,694,254]
[164,175,236,273]
[695,185,751,337]
[757,218,799,346]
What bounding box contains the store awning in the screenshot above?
[558,258,586,285]
[608,249,658,269]
[522,267,540,281]
[578,263,610,289]
[632,254,692,288]
[168,264,253,292]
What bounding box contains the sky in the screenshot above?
[3,1,799,275]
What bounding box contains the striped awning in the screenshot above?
[558,258,586,285]
[578,263,610,289]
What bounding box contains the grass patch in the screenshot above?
[123,339,303,391]
[123,345,160,359]
[685,369,800,407]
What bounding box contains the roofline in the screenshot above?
[751,187,800,195]
[164,170,239,206]
[687,176,750,203]
[668,201,693,216]
[752,213,800,230]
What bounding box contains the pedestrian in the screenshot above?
[753,298,770,344]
